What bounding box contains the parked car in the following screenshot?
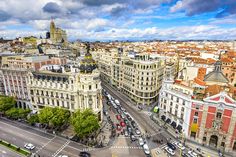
[167,142,176,150]
[135,128,141,135]
[138,137,144,146]
[120,107,126,111]
[79,151,91,157]
[165,147,175,156]
[127,126,132,134]
[188,150,198,157]
[116,115,121,121]
[24,143,35,150]
[173,141,185,150]
[123,110,128,115]
[120,121,126,127]
[117,109,121,114]
[58,155,68,157]
[143,144,150,155]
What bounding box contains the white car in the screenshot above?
[173,141,185,150]
[115,99,120,106]
[135,129,141,135]
[138,137,144,146]
[188,150,198,157]
[58,155,69,157]
[143,144,150,155]
[24,143,35,150]
[165,147,175,156]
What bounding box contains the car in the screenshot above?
[124,119,129,125]
[143,144,150,155]
[127,126,132,133]
[24,143,35,150]
[127,115,133,121]
[130,133,136,141]
[138,137,144,146]
[123,110,128,115]
[167,142,176,150]
[120,121,126,127]
[182,152,191,157]
[135,128,141,135]
[116,124,122,131]
[115,99,120,106]
[116,115,121,121]
[131,121,137,128]
[173,141,185,150]
[58,155,69,157]
[79,151,91,157]
[103,110,108,116]
[124,130,129,137]
[117,109,121,114]
[188,150,198,157]
[165,146,175,156]
[120,107,126,111]
[121,114,125,119]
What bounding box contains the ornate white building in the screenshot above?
[28,45,103,120]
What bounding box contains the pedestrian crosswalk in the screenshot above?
[82,148,97,152]
[110,146,143,149]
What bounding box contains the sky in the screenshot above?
[0,0,236,41]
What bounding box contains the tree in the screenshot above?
[71,109,100,139]
[27,114,39,125]
[50,108,70,128]
[0,96,16,113]
[38,107,70,128]
[5,108,30,119]
[38,107,54,125]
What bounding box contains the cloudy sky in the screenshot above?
[0,0,236,41]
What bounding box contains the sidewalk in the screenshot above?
[153,114,233,157]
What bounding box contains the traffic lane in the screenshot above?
[102,84,157,135]
[0,118,54,139]
[38,136,68,157]
[0,145,22,157]
[0,121,51,154]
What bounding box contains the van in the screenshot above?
[143,144,150,155]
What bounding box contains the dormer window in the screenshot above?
[216,112,222,119]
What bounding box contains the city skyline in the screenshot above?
[0,0,236,41]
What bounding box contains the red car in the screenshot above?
[116,124,122,131]
[120,121,126,127]
[116,115,121,121]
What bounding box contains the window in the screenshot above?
[170,102,173,106]
[89,85,92,90]
[216,112,222,119]
[183,101,185,106]
[177,98,179,103]
[194,112,198,116]
[193,118,198,123]
[164,99,167,103]
[181,107,184,112]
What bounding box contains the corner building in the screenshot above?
[28,47,103,120]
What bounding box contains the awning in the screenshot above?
[161,115,166,121]
[171,121,177,128]
[177,125,182,132]
[191,123,198,132]
[166,118,171,124]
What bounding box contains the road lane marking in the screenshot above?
[52,140,70,157]
[0,121,51,141]
[36,136,56,154]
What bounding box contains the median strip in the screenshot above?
[0,139,31,156]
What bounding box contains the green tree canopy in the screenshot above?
[27,114,39,125]
[0,96,16,113]
[71,109,100,138]
[5,108,30,119]
[38,107,70,128]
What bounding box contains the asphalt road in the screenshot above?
[102,82,183,157]
[0,118,88,157]
[0,145,22,157]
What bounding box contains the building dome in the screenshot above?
[79,43,97,73]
